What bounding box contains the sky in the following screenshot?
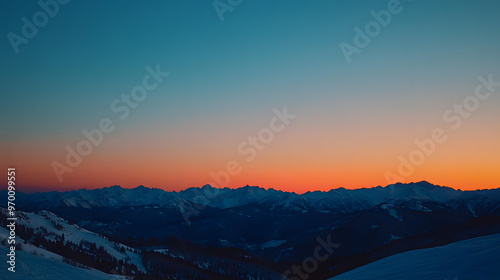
[1,0,499,193]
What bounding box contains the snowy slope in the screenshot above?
[329,234,500,280]
[0,208,144,271]
[0,226,127,280]
[0,247,128,280]
[0,226,63,261]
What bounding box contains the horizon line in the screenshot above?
[3,181,500,195]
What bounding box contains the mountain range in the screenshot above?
[5,181,500,213]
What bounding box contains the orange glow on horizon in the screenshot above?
[3,101,499,194]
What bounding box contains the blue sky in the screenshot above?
[1,0,499,191]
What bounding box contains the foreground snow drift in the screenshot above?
[329,233,500,280]
[0,246,128,280]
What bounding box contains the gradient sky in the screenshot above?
[1,0,499,193]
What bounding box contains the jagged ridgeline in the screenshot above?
[1,181,500,279]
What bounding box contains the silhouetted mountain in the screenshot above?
[2,181,500,279]
[4,181,499,213]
